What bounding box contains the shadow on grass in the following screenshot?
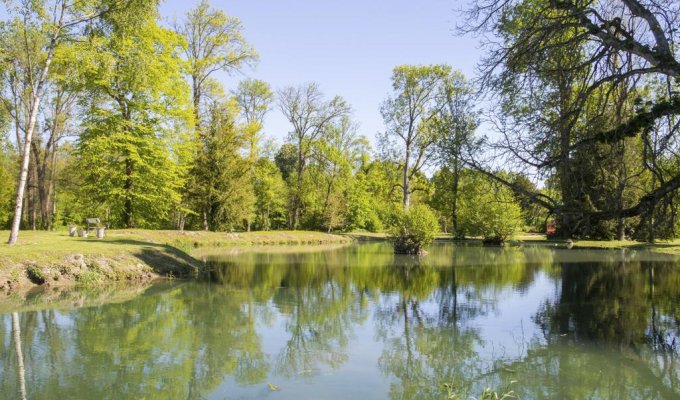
[93,238,204,277]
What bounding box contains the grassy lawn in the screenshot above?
[0,229,352,260]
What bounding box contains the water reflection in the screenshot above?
[0,243,678,399]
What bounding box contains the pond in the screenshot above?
[1,243,680,399]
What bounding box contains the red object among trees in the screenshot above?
[546,219,556,235]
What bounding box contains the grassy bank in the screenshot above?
[0,230,352,291]
[512,234,680,256]
[433,232,680,256]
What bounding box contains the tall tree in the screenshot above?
[278,83,351,229]
[232,79,273,231]
[379,65,450,209]
[75,2,192,228]
[174,1,256,230]
[175,0,257,134]
[313,115,364,232]
[462,0,680,239]
[433,72,478,235]
[188,99,252,231]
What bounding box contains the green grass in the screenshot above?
[570,238,680,255]
[0,229,351,259]
[512,233,680,255]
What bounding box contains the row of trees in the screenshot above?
[3,0,676,242]
[0,0,527,244]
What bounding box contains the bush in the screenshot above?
[389,205,440,254]
[26,264,46,285]
[458,171,523,244]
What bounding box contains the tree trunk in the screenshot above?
[616,195,625,240]
[451,158,460,235]
[293,141,305,229]
[555,73,576,239]
[124,157,135,228]
[7,10,62,245]
[27,165,37,231]
[403,145,411,209]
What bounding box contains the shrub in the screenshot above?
[389,204,440,254]
[26,264,46,285]
[458,171,523,244]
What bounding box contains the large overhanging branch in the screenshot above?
[563,96,680,153]
[461,158,558,212]
[589,172,680,221]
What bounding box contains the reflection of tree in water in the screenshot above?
[212,252,371,379]
[534,260,680,348]
[373,252,522,400]
[523,259,680,399]
[2,244,678,400]
[0,283,271,400]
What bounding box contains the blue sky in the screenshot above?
[161,0,483,148]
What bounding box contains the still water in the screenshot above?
[1,243,679,399]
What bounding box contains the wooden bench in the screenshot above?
[86,218,101,232]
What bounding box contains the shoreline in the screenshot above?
[3,230,680,295]
[0,230,354,293]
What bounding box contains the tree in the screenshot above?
[389,204,440,254]
[188,100,252,231]
[2,0,145,244]
[461,0,680,239]
[457,170,523,244]
[433,71,478,235]
[278,83,351,229]
[379,65,450,209]
[176,0,257,134]
[252,158,288,231]
[75,3,192,228]
[174,1,257,231]
[232,79,274,231]
[312,116,365,232]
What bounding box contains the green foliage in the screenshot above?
[509,174,549,232]
[445,382,518,400]
[458,171,523,243]
[74,7,192,228]
[274,143,297,181]
[389,204,440,254]
[187,100,253,231]
[0,136,15,228]
[26,264,46,285]
[179,0,257,90]
[429,167,457,233]
[345,172,384,232]
[252,158,288,230]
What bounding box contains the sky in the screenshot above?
[160,0,484,148]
